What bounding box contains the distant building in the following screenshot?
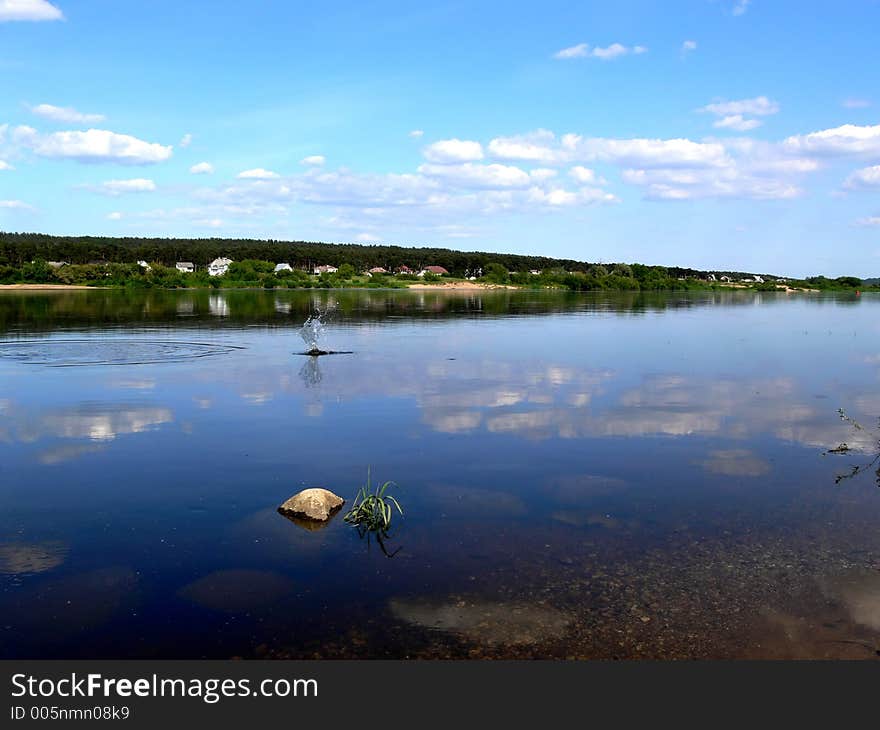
[529,269,541,276]
[314,265,338,274]
[176,262,195,273]
[136,260,151,271]
[395,265,414,274]
[208,257,232,276]
[274,263,293,273]
[706,273,717,282]
[720,275,731,282]
[418,265,449,277]
[47,261,68,269]
[369,267,388,274]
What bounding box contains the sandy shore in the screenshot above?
[406,281,518,290]
[0,284,100,290]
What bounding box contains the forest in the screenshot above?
[0,231,871,292]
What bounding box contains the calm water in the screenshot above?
[1,288,879,659]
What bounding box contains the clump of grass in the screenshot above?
[343,469,403,535]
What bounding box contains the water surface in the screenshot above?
[1,288,879,659]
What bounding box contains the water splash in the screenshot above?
[299,310,326,354]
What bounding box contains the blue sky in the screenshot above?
[1,0,879,277]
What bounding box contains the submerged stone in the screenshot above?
[278,488,344,522]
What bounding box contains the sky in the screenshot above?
[0,0,879,277]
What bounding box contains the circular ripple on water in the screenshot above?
[0,339,245,367]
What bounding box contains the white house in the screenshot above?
[720,275,732,282]
[274,263,293,274]
[706,273,717,282]
[176,262,195,273]
[208,257,232,276]
[136,260,151,271]
[314,265,338,274]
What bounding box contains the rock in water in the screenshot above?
[278,488,344,522]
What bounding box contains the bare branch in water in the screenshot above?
[826,409,880,487]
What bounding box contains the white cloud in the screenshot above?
[417,162,532,189]
[529,168,557,181]
[732,0,750,15]
[12,126,173,164]
[80,179,158,196]
[189,161,214,175]
[488,129,730,169]
[843,98,871,109]
[681,40,697,56]
[107,212,123,220]
[698,97,778,134]
[0,199,35,211]
[236,168,280,179]
[179,133,193,148]
[408,129,424,138]
[355,233,381,242]
[700,96,779,117]
[300,155,325,166]
[621,166,801,201]
[422,138,484,163]
[0,160,12,170]
[488,129,561,163]
[553,43,589,59]
[784,124,880,157]
[713,114,762,131]
[526,186,618,206]
[30,104,106,124]
[553,42,647,61]
[844,165,880,190]
[592,43,629,60]
[0,0,63,22]
[568,166,602,184]
[855,216,880,227]
[91,178,156,195]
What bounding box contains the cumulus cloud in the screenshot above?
[568,166,602,184]
[732,0,750,15]
[553,42,647,60]
[0,160,12,170]
[698,96,778,132]
[422,138,484,163]
[189,161,214,175]
[713,114,763,131]
[299,155,325,166]
[844,165,880,190]
[179,133,193,148]
[89,178,156,195]
[236,168,280,179]
[30,104,105,124]
[700,97,779,117]
[489,130,730,169]
[784,124,880,157]
[529,168,557,181]
[681,40,697,56]
[0,0,62,22]
[408,129,424,138]
[11,126,172,164]
[417,162,532,189]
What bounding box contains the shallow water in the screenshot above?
[1,288,879,659]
